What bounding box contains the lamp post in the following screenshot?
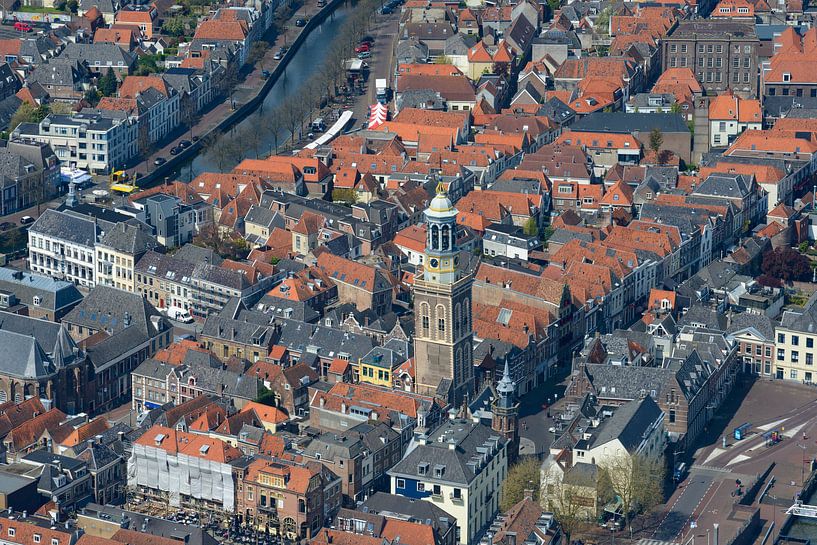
[797,443,808,484]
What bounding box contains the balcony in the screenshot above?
[449,493,464,505]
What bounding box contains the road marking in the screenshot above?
[758,418,788,431]
[783,422,806,438]
[702,448,726,465]
[726,454,750,466]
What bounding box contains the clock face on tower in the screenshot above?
[429,258,439,268]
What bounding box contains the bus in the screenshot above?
[734,422,752,440]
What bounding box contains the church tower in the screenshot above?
[492,361,520,464]
[413,183,474,405]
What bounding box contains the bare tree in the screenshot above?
[266,107,285,155]
[598,452,665,528]
[282,96,306,148]
[540,466,596,543]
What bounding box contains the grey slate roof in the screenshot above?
[0,267,82,312]
[583,363,672,401]
[0,329,52,379]
[0,310,80,375]
[583,396,662,452]
[677,303,728,331]
[389,419,506,486]
[571,112,690,134]
[360,492,457,533]
[63,286,169,367]
[59,42,136,67]
[30,208,97,247]
[98,222,157,254]
[727,311,775,340]
[693,173,753,199]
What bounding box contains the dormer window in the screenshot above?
[783,73,791,82]
[33,295,41,306]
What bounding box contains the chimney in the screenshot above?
[523,489,534,501]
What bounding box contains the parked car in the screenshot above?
[192,135,200,142]
[0,222,14,231]
[355,43,370,53]
[179,139,192,149]
[273,50,283,60]
[19,216,34,225]
[359,35,374,44]
[295,18,307,26]
[154,157,166,166]
[358,51,371,59]
[14,22,32,32]
[379,6,392,13]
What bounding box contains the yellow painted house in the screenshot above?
[357,346,405,387]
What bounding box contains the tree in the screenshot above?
[435,55,453,64]
[136,55,160,76]
[98,67,118,97]
[282,96,306,147]
[266,107,285,155]
[670,102,683,114]
[66,0,78,13]
[332,188,357,204]
[49,102,73,115]
[595,7,612,35]
[492,61,510,77]
[598,452,664,528]
[540,466,595,543]
[163,16,187,37]
[247,41,269,67]
[9,102,48,130]
[84,89,101,106]
[761,247,812,283]
[649,128,664,164]
[500,457,541,512]
[546,0,560,16]
[523,216,538,236]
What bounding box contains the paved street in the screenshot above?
[518,366,570,456]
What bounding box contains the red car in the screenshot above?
[14,22,32,32]
[355,43,370,53]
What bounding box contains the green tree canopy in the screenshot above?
[500,456,541,512]
[523,216,538,236]
[98,67,118,97]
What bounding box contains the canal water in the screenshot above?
[176,2,352,179]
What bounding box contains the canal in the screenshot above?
[175,2,353,180]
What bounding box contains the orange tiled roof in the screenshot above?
[194,19,249,41]
[240,401,289,424]
[60,416,109,447]
[134,424,243,462]
[708,90,761,123]
[393,224,426,254]
[119,75,170,98]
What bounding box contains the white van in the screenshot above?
[164,306,194,323]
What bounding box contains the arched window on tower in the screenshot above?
[454,303,461,337]
[441,225,450,251]
[436,304,446,339]
[420,302,430,333]
[430,225,439,250]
